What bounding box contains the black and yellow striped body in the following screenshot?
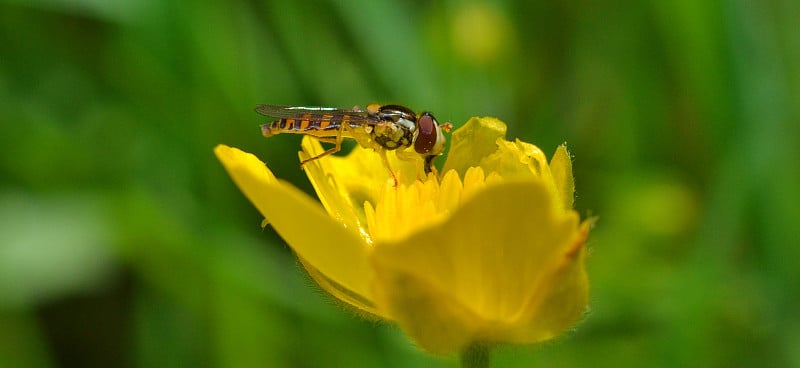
[262,114,357,138]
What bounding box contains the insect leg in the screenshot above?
[377,149,399,187]
[424,155,439,177]
[299,125,345,167]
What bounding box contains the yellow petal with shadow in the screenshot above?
[512,218,592,342]
[442,117,507,177]
[370,179,587,353]
[214,144,376,311]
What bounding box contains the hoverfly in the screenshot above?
[255,103,452,178]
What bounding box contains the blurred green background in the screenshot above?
[1,0,798,367]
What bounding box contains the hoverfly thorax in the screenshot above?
[367,104,417,151]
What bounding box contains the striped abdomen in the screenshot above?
[261,114,351,138]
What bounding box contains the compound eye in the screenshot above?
[414,113,437,154]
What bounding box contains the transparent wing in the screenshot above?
[254,104,372,122]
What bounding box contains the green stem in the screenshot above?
[460,343,490,368]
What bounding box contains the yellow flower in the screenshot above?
[215,117,593,354]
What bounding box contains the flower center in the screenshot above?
[363,167,503,244]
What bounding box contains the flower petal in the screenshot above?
[442,117,507,177]
[549,144,575,210]
[512,219,592,343]
[298,258,386,319]
[370,179,587,353]
[299,138,382,244]
[478,138,547,179]
[214,145,375,307]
